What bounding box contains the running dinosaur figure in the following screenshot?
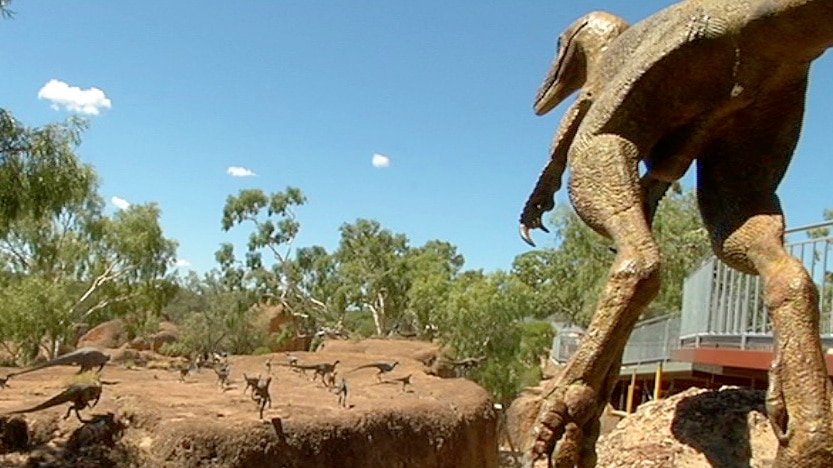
[279,360,340,383]
[519,1,833,467]
[349,361,399,382]
[7,347,110,378]
[252,376,272,420]
[5,382,102,422]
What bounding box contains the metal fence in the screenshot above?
[622,315,680,365]
[679,220,833,350]
[552,220,833,363]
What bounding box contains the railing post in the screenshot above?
[626,370,636,413]
[653,362,663,401]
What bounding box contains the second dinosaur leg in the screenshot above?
[698,176,833,466]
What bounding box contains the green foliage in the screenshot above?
[336,219,410,335]
[162,273,264,356]
[650,189,710,315]
[403,240,464,339]
[430,271,551,404]
[514,187,708,326]
[0,110,95,236]
[512,205,614,326]
[157,341,189,358]
[807,208,833,238]
[0,111,178,357]
[518,321,555,366]
[343,310,377,338]
[218,187,331,337]
[252,346,272,356]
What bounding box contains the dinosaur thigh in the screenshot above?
[697,163,785,275]
[567,132,642,238]
[695,84,807,273]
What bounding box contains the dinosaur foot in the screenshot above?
[765,360,833,468]
[523,382,602,468]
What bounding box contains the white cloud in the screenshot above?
[37,79,112,115]
[226,166,256,177]
[372,153,391,168]
[172,258,191,268]
[110,196,130,210]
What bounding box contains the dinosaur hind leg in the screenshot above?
[698,169,833,466]
[524,133,661,467]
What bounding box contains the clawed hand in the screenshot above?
[519,191,555,247]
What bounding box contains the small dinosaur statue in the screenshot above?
[213,364,231,389]
[252,376,272,420]
[284,353,299,367]
[324,370,337,389]
[278,360,340,383]
[178,365,190,383]
[519,1,833,467]
[336,377,349,408]
[389,373,413,392]
[242,373,261,396]
[6,382,102,422]
[349,361,399,382]
[8,347,110,378]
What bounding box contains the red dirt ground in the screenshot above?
[0,340,498,467]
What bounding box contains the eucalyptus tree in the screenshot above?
[219,187,343,337]
[335,219,410,336]
[0,189,177,358]
[0,110,95,237]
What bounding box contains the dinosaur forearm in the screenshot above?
[540,98,591,194]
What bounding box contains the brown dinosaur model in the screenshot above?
[389,373,413,392]
[7,347,110,378]
[5,382,102,422]
[279,360,340,383]
[252,376,272,420]
[242,373,261,395]
[336,377,349,408]
[349,361,399,382]
[519,1,833,467]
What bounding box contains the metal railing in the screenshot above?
[552,220,833,364]
[679,220,833,350]
[622,315,680,365]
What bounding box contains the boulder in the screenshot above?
[77,319,128,349]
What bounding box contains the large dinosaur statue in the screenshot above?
[519,1,833,467]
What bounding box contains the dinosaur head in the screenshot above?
[534,11,629,116]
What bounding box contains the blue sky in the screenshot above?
[3,1,833,275]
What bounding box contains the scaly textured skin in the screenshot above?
[8,347,110,378]
[6,382,102,422]
[519,1,833,466]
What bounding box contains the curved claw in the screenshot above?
[520,224,536,247]
[520,222,550,248]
